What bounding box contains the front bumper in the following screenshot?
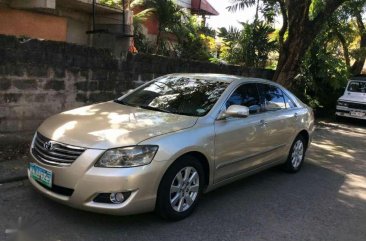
[28,148,166,215]
[336,106,366,120]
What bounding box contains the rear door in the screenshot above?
[256,83,299,161]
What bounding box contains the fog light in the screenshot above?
[110,192,125,204]
[94,192,132,204]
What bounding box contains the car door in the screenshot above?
[256,83,299,162]
[214,83,269,183]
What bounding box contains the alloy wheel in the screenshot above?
[169,167,200,212]
[291,140,304,168]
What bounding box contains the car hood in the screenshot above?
[339,92,366,103]
[38,102,198,149]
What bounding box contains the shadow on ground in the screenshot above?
[1,119,366,241]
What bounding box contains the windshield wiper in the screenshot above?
[114,99,124,104]
[114,99,137,107]
[138,105,173,114]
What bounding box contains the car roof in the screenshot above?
[169,73,275,85]
[350,76,366,81]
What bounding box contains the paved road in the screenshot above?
[1,120,366,241]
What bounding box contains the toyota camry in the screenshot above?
[28,74,314,220]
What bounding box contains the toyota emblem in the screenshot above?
[43,141,54,151]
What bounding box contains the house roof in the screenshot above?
[191,0,219,16]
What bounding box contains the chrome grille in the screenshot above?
[32,133,85,166]
[347,102,366,110]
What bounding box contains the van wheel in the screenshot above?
[283,135,306,173]
[156,155,204,221]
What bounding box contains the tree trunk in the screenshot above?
[273,0,312,88]
[273,0,347,89]
[351,12,366,76]
[278,0,288,48]
[273,34,312,90]
[333,28,351,68]
[156,25,162,54]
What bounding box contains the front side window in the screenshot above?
[257,84,286,111]
[348,81,366,93]
[116,76,229,117]
[226,83,262,114]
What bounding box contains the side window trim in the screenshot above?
[281,89,298,109]
[280,89,287,109]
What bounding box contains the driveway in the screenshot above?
[1,120,365,241]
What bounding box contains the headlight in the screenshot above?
[95,145,158,168]
[337,101,348,107]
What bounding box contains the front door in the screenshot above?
[214,83,269,182]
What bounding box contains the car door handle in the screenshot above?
[294,113,299,119]
[257,120,268,127]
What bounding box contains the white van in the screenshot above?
[336,77,366,120]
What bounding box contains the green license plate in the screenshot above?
[29,163,53,188]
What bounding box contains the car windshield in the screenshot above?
[347,81,366,93]
[116,76,229,117]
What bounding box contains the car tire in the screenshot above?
[156,155,204,221]
[282,135,306,173]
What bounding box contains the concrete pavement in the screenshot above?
[0,120,365,241]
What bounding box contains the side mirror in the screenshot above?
[219,105,250,119]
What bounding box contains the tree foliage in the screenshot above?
[99,0,123,8]
[228,0,352,88]
[298,29,350,110]
[131,0,184,54]
[219,22,276,68]
[130,0,214,60]
[226,0,366,113]
[294,0,366,112]
[171,15,215,61]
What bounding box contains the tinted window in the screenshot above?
[226,83,262,114]
[257,84,286,111]
[117,76,229,117]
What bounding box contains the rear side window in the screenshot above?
[226,83,262,114]
[257,84,286,111]
[283,93,297,109]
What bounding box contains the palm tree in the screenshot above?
[131,0,184,53]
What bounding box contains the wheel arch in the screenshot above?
[297,129,310,150]
[182,151,210,188]
[161,151,211,189]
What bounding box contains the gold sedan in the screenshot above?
[28,74,315,220]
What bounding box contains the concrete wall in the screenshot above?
[0,34,274,135]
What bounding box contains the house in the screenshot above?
[0,0,134,56]
[0,0,218,55]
